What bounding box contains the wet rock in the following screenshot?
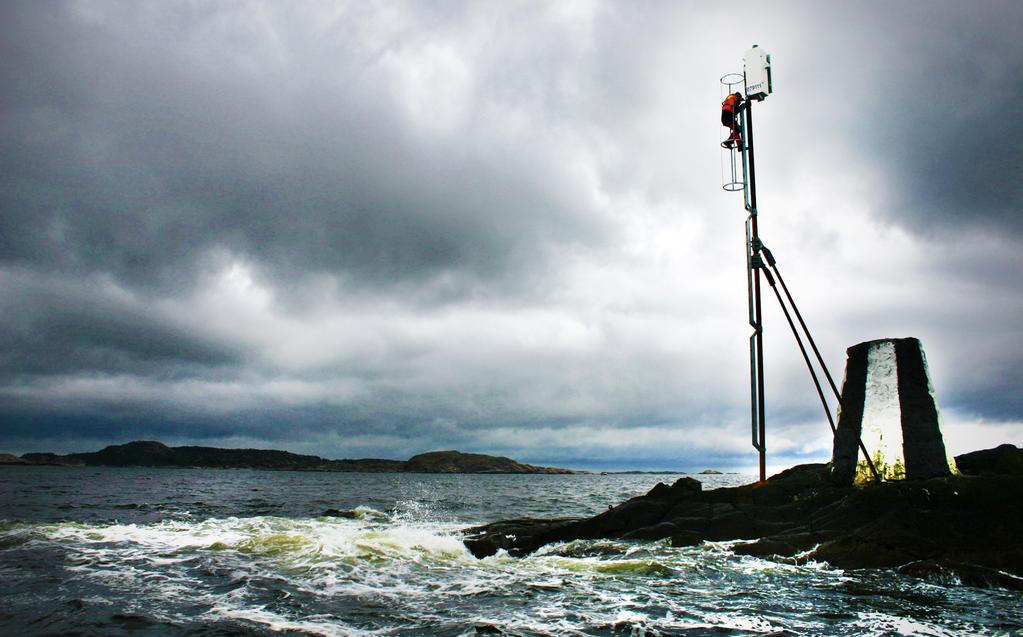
[462,518,582,558]
[621,522,679,541]
[321,508,360,519]
[732,531,838,559]
[897,560,1023,591]
[669,531,701,547]
[462,445,1023,586]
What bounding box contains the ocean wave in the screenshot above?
[3,510,1020,636]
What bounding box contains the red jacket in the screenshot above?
[721,93,743,127]
[722,93,741,114]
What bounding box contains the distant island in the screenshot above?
[2,440,581,474]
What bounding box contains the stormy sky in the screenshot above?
[2,1,1021,471]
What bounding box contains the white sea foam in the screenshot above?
[852,612,965,637]
[3,510,1015,636]
[204,605,381,637]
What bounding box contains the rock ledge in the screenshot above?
[463,445,1023,589]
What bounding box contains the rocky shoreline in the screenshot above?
[463,444,1023,589]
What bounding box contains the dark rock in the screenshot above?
[733,538,798,558]
[665,516,707,534]
[669,531,702,547]
[643,477,701,500]
[462,518,582,558]
[621,522,679,541]
[463,535,502,559]
[699,469,723,474]
[955,444,1023,476]
[321,509,359,518]
[571,499,670,538]
[701,511,759,541]
[644,482,673,499]
[810,523,938,569]
[733,531,840,559]
[765,462,832,489]
[897,560,1023,591]
[461,445,1023,587]
[671,476,702,494]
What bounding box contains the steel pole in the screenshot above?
[744,97,767,482]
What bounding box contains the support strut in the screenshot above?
[760,245,881,482]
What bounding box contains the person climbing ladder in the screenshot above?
[721,91,744,150]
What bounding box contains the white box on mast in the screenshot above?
[744,45,772,100]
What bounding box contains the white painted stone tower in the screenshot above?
[830,337,957,484]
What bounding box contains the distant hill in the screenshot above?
[0,453,32,465]
[12,440,579,474]
[404,450,573,474]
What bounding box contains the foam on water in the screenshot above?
[3,468,1022,636]
[9,511,1014,636]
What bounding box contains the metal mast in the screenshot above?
[722,45,772,482]
[743,96,767,482]
[722,47,878,484]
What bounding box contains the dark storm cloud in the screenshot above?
[0,400,334,445]
[856,1,1023,234]
[0,270,239,377]
[0,2,610,298]
[1,1,1020,467]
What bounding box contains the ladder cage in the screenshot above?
[719,73,746,193]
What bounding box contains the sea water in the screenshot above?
[1,466,1020,636]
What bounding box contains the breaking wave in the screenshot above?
[4,507,1019,636]
[2,469,1020,635]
